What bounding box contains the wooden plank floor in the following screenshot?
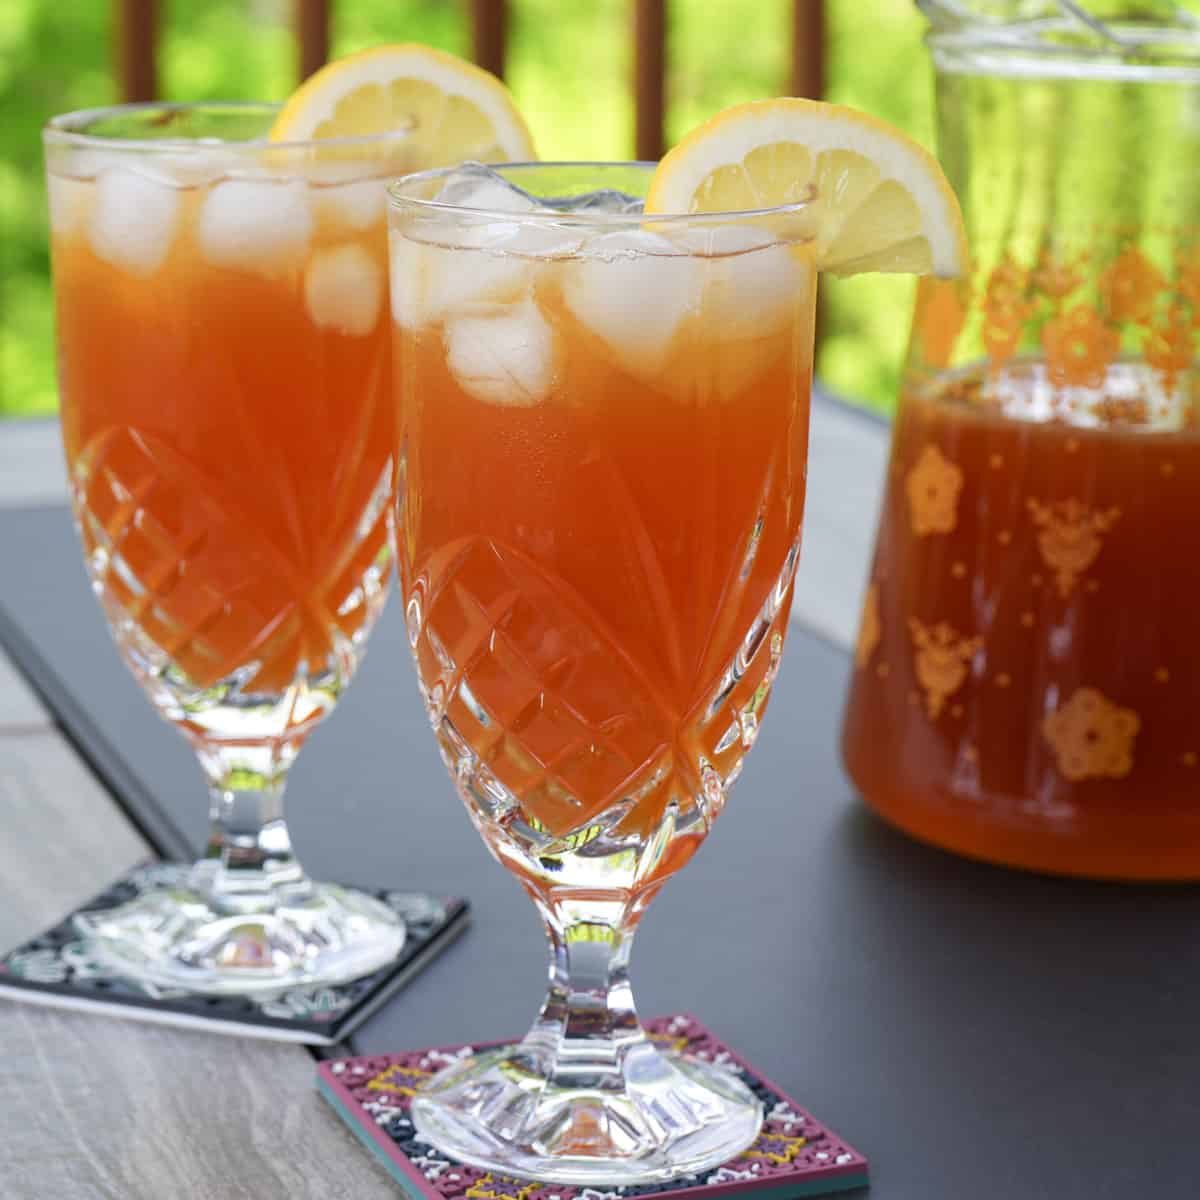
[0,657,397,1194]
[0,999,397,1198]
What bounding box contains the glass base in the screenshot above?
[411,1040,764,1186]
[73,879,405,995]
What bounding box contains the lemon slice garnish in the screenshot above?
[645,97,966,278]
[270,43,535,165]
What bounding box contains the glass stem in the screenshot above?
[521,894,651,1091]
[191,740,311,913]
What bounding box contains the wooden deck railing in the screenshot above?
[114,0,159,106]
[296,0,331,83]
[112,0,824,159]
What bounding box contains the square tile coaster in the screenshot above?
[0,861,469,1045]
[318,1014,868,1198]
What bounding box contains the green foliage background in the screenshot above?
[0,0,930,418]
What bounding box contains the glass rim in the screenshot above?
[387,161,815,226]
[43,100,415,154]
[927,19,1200,82]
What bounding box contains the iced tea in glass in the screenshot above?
[391,163,815,1183]
[44,103,408,991]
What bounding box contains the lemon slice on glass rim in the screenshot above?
[645,97,966,279]
[269,42,536,164]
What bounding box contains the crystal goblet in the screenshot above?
[44,103,410,993]
[390,163,816,1183]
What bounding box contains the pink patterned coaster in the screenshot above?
[317,1014,868,1198]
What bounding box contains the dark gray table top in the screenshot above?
[2,503,1197,1200]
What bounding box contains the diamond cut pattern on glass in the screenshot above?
[419,539,668,840]
[73,425,391,723]
[415,532,797,866]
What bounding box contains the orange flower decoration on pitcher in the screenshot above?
[1100,247,1163,325]
[1032,248,1085,302]
[1144,304,1194,391]
[1043,687,1140,782]
[1026,497,1121,597]
[983,300,1031,367]
[985,253,1027,308]
[908,618,982,720]
[905,444,964,536]
[916,278,967,368]
[855,582,882,669]
[1041,304,1120,389]
[1175,246,1200,318]
[982,254,1032,369]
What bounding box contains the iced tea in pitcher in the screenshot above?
[842,5,1200,879]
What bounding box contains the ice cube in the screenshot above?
[87,166,181,275]
[47,175,90,236]
[562,230,702,375]
[198,179,313,275]
[142,149,235,189]
[304,244,382,336]
[690,225,811,338]
[317,178,387,234]
[58,149,114,181]
[434,163,539,214]
[391,218,579,330]
[423,235,533,316]
[486,222,584,258]
[437,222,589,318]
[444,298,556,407]
[542,189,644,214]
[389,233,427,330]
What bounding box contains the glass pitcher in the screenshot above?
[841,1,1200,880]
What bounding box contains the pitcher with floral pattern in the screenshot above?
[842,1,1200,879]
